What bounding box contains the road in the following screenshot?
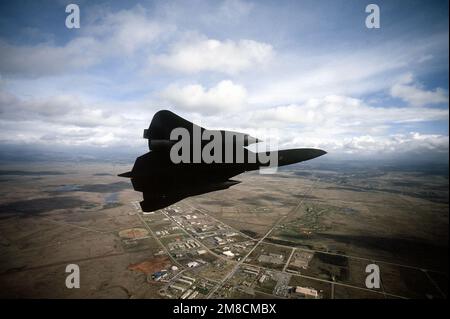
[132,180,445,299]
[206,179,319,298]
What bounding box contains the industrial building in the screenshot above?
[295,286,319,298]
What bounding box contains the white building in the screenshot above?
[223,251,235,257]
[187,261,200,268]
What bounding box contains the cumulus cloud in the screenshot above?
[183,94,449,158]
[246,128,449,158]
[390,73,449,107]
[0,86,448,156]
[0,88,147,147]
[161,80,247,113]
[153,37,273,74]
[223,123,449,158]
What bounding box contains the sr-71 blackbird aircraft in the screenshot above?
[119,110,326,212]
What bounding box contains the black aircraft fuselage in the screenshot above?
[119,110,326,212]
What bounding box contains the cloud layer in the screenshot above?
[0,1,448,162]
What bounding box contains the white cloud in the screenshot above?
[0,85,448,157]
[0,90,125,127]
[86,5,171,54]
[180,94,449,158]
[247,33,448,106]
[153,37,273,74]
[0,120,136,148]
[250,95,448,132]
[390,73,449,107]
[0,6,172,76]
[0,87,148,148]
[161,80,247,113]
[0,2,447,161]
[249,129,449,157]
[340,133,449,155]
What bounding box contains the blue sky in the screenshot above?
[0,0,448,161]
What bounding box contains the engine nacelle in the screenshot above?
[144,129,177,151]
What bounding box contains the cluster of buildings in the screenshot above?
[164,274,216,299]
[167,238,201,251]
[242,265,260,276]
[213,241,255,261]
[137,202,323,300]
[169,275,197,296]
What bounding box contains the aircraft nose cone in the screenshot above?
[311,149,327,158]
[118,171,133,178]
[298,148,327,161]
[276,148,327,166]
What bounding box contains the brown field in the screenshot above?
[128,256,172,275]
[0,161,447,298]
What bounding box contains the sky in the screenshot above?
[0,0,448,163]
